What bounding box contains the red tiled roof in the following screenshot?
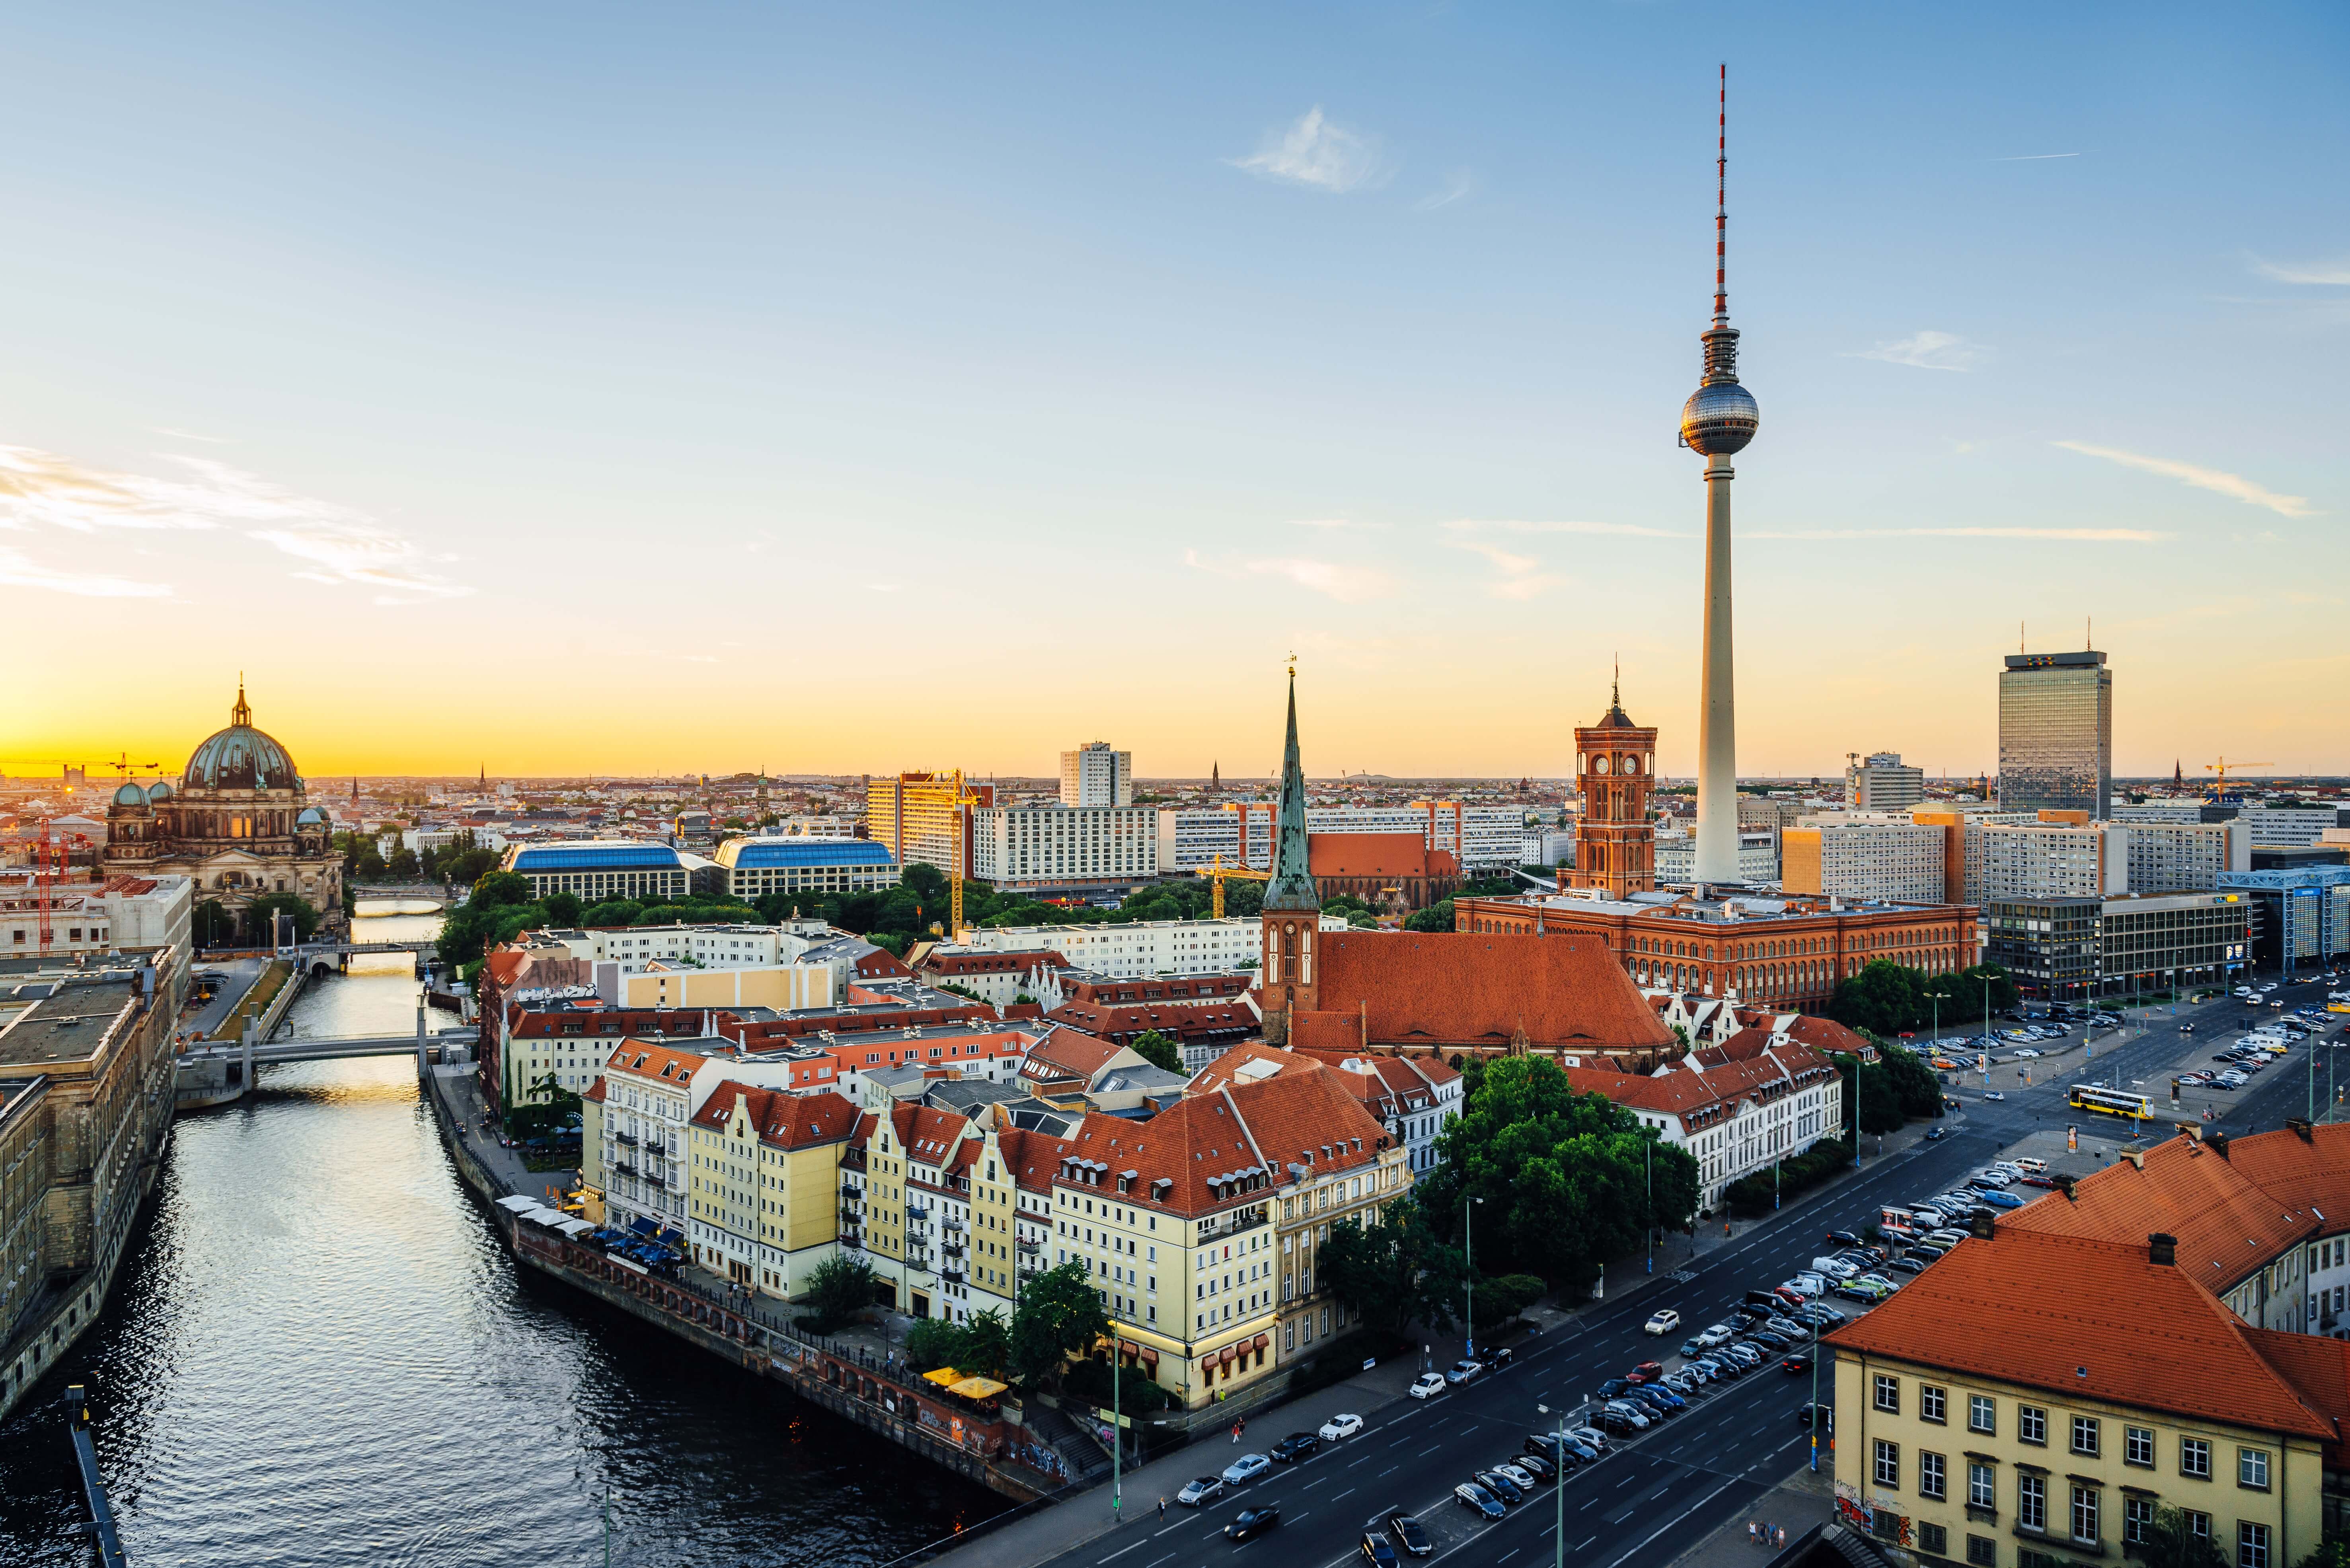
[1292,932,1675,1050]
[1046,998,1254,1043]
[1050,1070,1389,1218]
[2002,1130,2327,1295]
[602,1038,710,1082]
[922,951,1069,977]
[691,1083,860,1147]
[1021,1030,1127,1085]
[994,1125,1074,1195]
[2245,1330,2350,1467]
[1824,1227,2334,1440]
[1308,832,1454,879]
[1189,1040,1324,1095]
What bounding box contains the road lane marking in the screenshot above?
[1305,1477,1328,1490]
[1335,1490,1355,1502]
[1153,1523,1184,1537]
[1419,1445,1443,1456]
[1098,1545,1143,1564]
[1380,1467,1398,1478]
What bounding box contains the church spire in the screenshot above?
[231,674,251,728]
[1263,662,1319,912]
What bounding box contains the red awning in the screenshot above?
[1251,1332,1269,1351]
[1217,1345,1235,1364]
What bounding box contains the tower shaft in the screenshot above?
[1694,453,1739,881]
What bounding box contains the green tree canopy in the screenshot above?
[244,890,320,943]
[1319,1196,1469,1334]
[1128,1029,1184,1075]
[543,891,582,926]
[1010,1260,1109,1388]
[1403,898,1455,933]
[801,1253,878,1332]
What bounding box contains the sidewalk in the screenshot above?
[1661,1458,1836,1568]
[427,1065,570,1203]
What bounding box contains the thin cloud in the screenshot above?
[1291,518,1385,531]
[1748,527,2166,542]
[1442,518,1688,539]
[1993,152,2081,162]
[2249,255,2350,286]
[1416,169,1476,211]
[1852,330,1984,371]
[1230,107,1385,194]
[2053,440,2315,518]
[1448,539,1567,600]
[1183,547,1395,604]
[0,545,173,598]
[0,442,473,599]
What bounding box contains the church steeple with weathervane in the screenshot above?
[1259,659,1322,1043]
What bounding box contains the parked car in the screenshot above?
[1362,1531,1400,1567]
[1476,1470,1526,1505]
[1888,1254,1928,1274]
[1446,1359,1486,1386]
[1596,1378,1635,1399]
[1177,1476,1226,1508]
[1568,1426,1610,1453]
[1226,1507,1282,1543]
[1385,1512,1434,1556]
[1695,1323,1736,1347]
[1321,1413,1366,1441]
[1978,1190,2025,1210]
[1409,1372,1447,1399]
[1455,1483,1505,1520]
[1645,1309,1682,1336]
[1824,1229,1865,1247]
[1797,1403,1834,1432]
[1491,1462,1541,1492]
[1516,1453,1557,1482]
[1269,1432,1321,1464]
[1601,1401,1652,1430]
[1223,1453,1272,1485]
[1627,1360,1665,1383]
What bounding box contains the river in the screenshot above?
[0,902,997,1565]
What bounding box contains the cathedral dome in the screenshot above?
[184,683,302,793]
[147,779,174,803]
[111,781,150,810]
[296,806,327,826]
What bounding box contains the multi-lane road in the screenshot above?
[1037,972,2346,1568]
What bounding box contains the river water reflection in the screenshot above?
[0,903,996,1565]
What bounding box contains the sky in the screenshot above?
[2,2,2344,785]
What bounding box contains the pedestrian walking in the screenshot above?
[1231,1422,1239,1445]
[1159,1498,1167,1523]
[1748,1523,1758,1545]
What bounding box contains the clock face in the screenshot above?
[1623,756,1641,776]
[1591,755,1611,775]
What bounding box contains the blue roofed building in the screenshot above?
[500,840,704,902]
[712,837,900,902]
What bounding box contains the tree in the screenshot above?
[544,891,582,926]
[801,1253,878,1332]
[903,1317,965,1373]
[244,891,319,944]
[387,847,421,880]
[1010,1260,1109,1389]
[1404,898,1455,933]
[900,862,949,907]
[1854,1061,1904,1135]
[1129,1029,1183,1074]
[1320,1197,1469,1334]
[1877,1041,1945,1120]
[1828,959,1925,1037]
[193,899,234,949]
[956,1308,1014,1381]
[2140,1507,2233,1568]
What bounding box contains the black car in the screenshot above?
[1385,1512,1433,1557]
[1798,1404,1834,1432]
[1487,1345,1515,1369]
[1748,1328,1792,1351]
[1516,1452,1558,1481]
[1361,1531,1399,1567]
[1596,1409,1642,1436]
[1227,1508,1282,1542]
[1888,1255,1928,1274]
[1825,1229,1864,1247]
[1477,1469,1526,1505]
[1269,1432,1321,1464]
[1596,1377,1635,1399]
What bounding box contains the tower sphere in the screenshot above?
[1680,377,1759,455]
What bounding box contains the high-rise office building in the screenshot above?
[1997,651,2112,818]
[1058,742,1132,808]
[865,773,994,875]
[1843,752,1924,811]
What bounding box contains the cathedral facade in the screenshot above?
[104,684,342,937]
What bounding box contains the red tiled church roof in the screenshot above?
[1288,932,1675,1051]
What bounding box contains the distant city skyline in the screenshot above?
[2,5,2342,777]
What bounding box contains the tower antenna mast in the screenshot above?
[1715,62,1729,326]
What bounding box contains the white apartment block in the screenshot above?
[1843,752,1925,811]
[970,805,1156,888]
[1570,1035,1843,1213]
[2126,819,2250,893]
[1156,804,1275,872]
[1970,820,2129,902]
[1153,800,1529,874]
[1782,820,1945,904]
[1060,742,1133,808]
[548,922,809,975]
[962,914,1346,978]
[1656,829,1780,884]
[2237,806,2350,849]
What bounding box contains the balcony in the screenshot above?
[1199,1208,1270,1241]
[1016,1237,1041,1254]
[941,1268,966,1285]
[943,1217,965,1234]
[613,1130,637,1147]
[905,1204,931,1221]
[612,1160,639,1179]
[942,1245,965,1260]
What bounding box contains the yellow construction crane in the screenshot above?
[947,767,989,938]
[1193,853,1271,918]
[2204,758,2271,797]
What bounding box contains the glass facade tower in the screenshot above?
[1998,651,2112,818]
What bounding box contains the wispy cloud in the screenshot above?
[1993,152,2081,162]
[0,545,173,598]
[1748,527,2166,542]
[1442,518,1687,539]
[0,443,473,600]
[2052,440,2316,518]
[1183,547,1395,603]
[1291,518,1385,531]
[1230,107,1385,194]
[1852,330,1984,371]
[2249,255,2350,286]
[1416,169,1476,211]
[1448,539,1566,600]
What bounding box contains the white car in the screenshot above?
[1815,1259,1859,1281]
[1319,1413,1365,1441]
[1695,1323,1736,1347]
[1780,1276,1824,1299]
[2011,1048,2042,1059]
[1409,1372,1447,1400]
[1645,1309,1681,1336]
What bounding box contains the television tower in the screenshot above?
[1680,64,1760,884]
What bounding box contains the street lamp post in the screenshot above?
[1808,1319,1823,1472]
[1464,1196,1483,1360]
[1539,1402,1569,1568]
[1646,1140,1654,1274]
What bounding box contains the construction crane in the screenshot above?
[947,767,989,939]
[2204,758,2271,799]
[1192,853,1270,918]
[29,819,95,956]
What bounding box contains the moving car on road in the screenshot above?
[1445,1359,1486,1386]
[1225,1507,1282,1543]
[1646,1309,1681,1336]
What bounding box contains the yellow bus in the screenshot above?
[2069,1084,2153,1121]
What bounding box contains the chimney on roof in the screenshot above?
[2290,1118,2314,1143]
[2149,1233,2178,1266]
[2208,1132,2230,1160]
[1968,1211,1995,1241]
[2054,1173,2077,1201]
[2123,1147,2142,1169]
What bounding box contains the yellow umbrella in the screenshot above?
[922,1366,963,1388]
[948,1376,1008,1400]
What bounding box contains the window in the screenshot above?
[2124,1498,2155,1546]
[2182,1438,2212,1479]
[1876,1374,1902,1414]
[1922,1452,1947,1501]
[1970,1395,1997,1435]
[2240,1522,2270,1568]
[2019,1406,2048,1446]
[1875,1439,1901,1488]
[2070,1486,2099,1545]
[1970,1463,1997,1510]
[2073,1416,2101,1457]
[2239,1448,2270,1489]
[1921,1523,1949,1558]
[2126,1426,2155,1468]
[2184,1511,2212,1545]
[2019,1474,2046,1532]
[1966,1536,1997,1567]
[1921,1384,1947,1424]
